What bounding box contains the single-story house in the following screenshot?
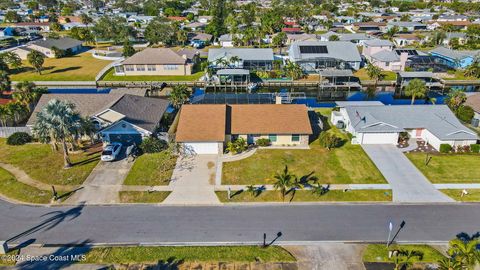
[465,93,480,126]
[429,47,479,69]
[331,104,478,150]
[14,22,50,32]
[392,34,421,47]
[27,93,170,146]
[25,37,83,58]
[208,48,274,71]
[319,32,372,45]
[175,104,313,154]
[387,21,427,32]
[62,22,87,31]
[369,50,408,71]
[286,33,317,45]
[114,48,193,76]
[217,34,243,47]
[288,41,362,72]
[363,39,394,61]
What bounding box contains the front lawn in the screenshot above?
[441,189,480,202]
[216,190,392,202]
[82,246,295,264]
[101,68,205,81]
[442,71,478,81]
[119,191,171,203]
[363,244,445,263]
[0,139,100,186]
[9,52,113,81]
[123,152,177,186]
[0,167,51,204]
[354,68,397,81]
[406,153,480,183]
[222,109,385,185]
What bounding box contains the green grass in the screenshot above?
[82,246,295,264]
[441,189,480,202]
[443,71,478,81]
[222,109,385,185]
[119,191,171,203]
[0,249,19,266]
[406,153,480,183]
[217,190,392,202]
[0,167,52,204]
[354,68,397,81]
[10,52,113,81]
[101,68,205,81]
[123,152,177,186]
[363,244,445,263]
[0,139,100,186]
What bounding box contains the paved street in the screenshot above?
[1,200,479,246]
[362,145,454,202]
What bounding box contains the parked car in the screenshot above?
[101,142,123,161]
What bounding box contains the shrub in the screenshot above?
[7,132,32,145]
[319,132,342,150]
[439,144,452,153]
[255,138,271,147]
[456,105,474,123]
[139,137,167,153]
[226,138,247,154]
[471,144,480,153]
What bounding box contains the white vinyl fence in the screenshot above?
[0,127,31,138]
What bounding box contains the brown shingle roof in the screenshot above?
[230,104,312,135]
[175,105,227,142]
[175,104,312,142]
[466,93,480,113]
[122,48,187,65]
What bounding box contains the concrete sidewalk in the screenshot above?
[362,145,453,203]
[163,155,221,205]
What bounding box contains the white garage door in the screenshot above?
[184,142,220,154]
[361,133,399,144]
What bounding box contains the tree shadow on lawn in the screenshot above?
[10,66,55,74]
[49,66,81,74]
[71,155,100,167]
[153,257,185,270]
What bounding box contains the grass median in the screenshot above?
[441,189,480,202]
[119,191,171,203]
[216,190,392,202]
[363,244,445,263]
[81,246,295,264]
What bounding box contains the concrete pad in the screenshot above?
[285,244,366,270]
[362,144,453,203]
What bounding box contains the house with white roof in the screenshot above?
[331,104,478,150]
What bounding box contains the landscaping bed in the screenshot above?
[101,68,205,81]
[0,139,100,186]
[406,153,480,183]
[10,52,113,81]
[81,246,295,264]
[123,152,177,186]
[216,190,392,202]
[222,109,385,185]
[119,191,171,203]
[441,189,480,202]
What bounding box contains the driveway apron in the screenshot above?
[362,144,453,203]
[163,155,220,205]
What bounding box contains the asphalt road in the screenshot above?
[1,200,479,246]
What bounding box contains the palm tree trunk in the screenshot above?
[62,140,72,168]
[411,95,415,105]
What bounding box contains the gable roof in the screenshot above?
[175,104,312,142]
[122,48,187,65]
[371,50,400,62]
[289,41,362,62]
[364,39,393,47]
[31,37,83,50]
[345,105,478,140]
[208,48,274,62]
[430,47,479,61]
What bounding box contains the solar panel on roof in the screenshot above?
[299,46,328,54]
[395,49,418,56]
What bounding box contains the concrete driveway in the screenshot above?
[163,155,220,205]
[362,144,453,203]
[65,153,133,205]
[286,244,366,270]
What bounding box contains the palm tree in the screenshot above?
[273,165,295,202]
[169,85,190,109]
[12,81,47,112]
[386,26,399,41]
[449,238,480,269]
[283,60,304,80]
[365,62,382,92]
[0,105,11,127]
[438,257,462,270]
[0,70,11,95]
[214,58,229,68]
[79,117,97,144]
[246,185,257,197]
[6,102,26,125]
[229,56,241,68]
[32,99,82,168]
[464,57,480,79]
[27,51,45,75]
[404,78,427,105]
[392,249,423,270]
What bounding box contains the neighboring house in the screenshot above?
[331,104,478,151]
[175,104,313,154]
[392,34,421,47]
[319,32,372,45]
[369,50,408,71]
[286,33,317,45]
[58,16,82,24]
[24,37,84,58]
[363,39,394,62]
[188,32,213,44]
[429,47,479,69]
[288,41,362,72]
[387,21,427,32]
[352,22,386,32]
[218,34,239,47]
[127,15,154,24]
[27,93,169,146]
[14,22,50,32]
[62,22,87,30]
[184,22,206,31]
[465,93,480,126]
[208,48,274,70]
[0,27,15,37]
[198,16,212,24]
[114,48,193,76]
[428,21,471,31]
[10,46,33,60]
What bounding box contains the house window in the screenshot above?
[147,65,156,71]
[292,134,300,142]
[125,65,134,71]
[385,62,389,66]
[136,65,145,71]
[269,134,277,142]
[164,65,179,70]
